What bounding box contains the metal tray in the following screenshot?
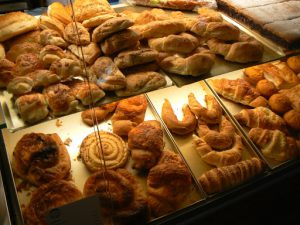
[146,81,262,194]
[1,95,203,225]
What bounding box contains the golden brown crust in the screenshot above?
[255,79,278,98]
[12,133,71,185]
[7,76,34,95]
[67,43,101,65]
[6,42,42,62]
[14,53,44,76]
[49,58,82,81]
[82,13,118,28]
[40,45,66,68]
[39,15,65,36]
[28,69,61,88]
[4,30,40,50]
[243,65,265,85]
[23,180,82,225]
[121,62,159,75]
[39,29,67,48]
[64,22,90,45]
[268,93,292,114]
[47,2,72,25]
[0,59,15,87]
[287,55,300,73]
[283,109,300,131]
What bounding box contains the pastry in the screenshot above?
[188,93,222,124]
[161,99,197,135]
[100,29,140,55]
[234,107,287,132]
[28,70,61,88]
[0,59,15,88]
[81,102,118,126]
[47,2,72,25]
[83,169,148,225]
[15,93,49,123]
[64,22,90,45]
[148,33,199,54]
[279,84,300,110]
[196,116,235,150]
[121,62,159,75]
[0,43,5,59]
[114,48,158,69]
[128,120,164,170]
[255,79,278,98]
[249,128,300,162]
[287,55,300,73]
[4,30,40,50]
[7,77,34,95]
[243,64,265,85]
[82,13,118,28]
[39,15,65,36]
[193,134,243,167]
[67,43,101,65]
[159,47,215,76]
[49,58,82,81]
[14,53,44,76]
[39,29,68,48]
[92,17,134,43]
[80,131,128,171]
[89,57,126,91]
[283,109,300,131]
[6,42,42,62]
[133,8,170,25]
[210,78,267,107]
[147,150,192,217]
[115,71,167,97]
[68,80,105,105]
[112,95,148,136]
[12,133,71,185]
[198,157,265,195]
[268,93,291,114]
[207,33,264,63]
[0,11,38,42]
[43,83,78,116]
[39,45,66,68]
[23,180,82,225]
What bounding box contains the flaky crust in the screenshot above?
[39,15,65,36]
[49,58,82,81]
[0,59,15,87]
[14,53,44,76]
[64,22,90,45]
[12,133,71,185]
[40,45,66,68]
[68,43,101,65]
[4,30,40,50]
[82,13,118,28]
[47,2,72,25]
[23,180,82,225]
[6,42,42,62]
[39,29,67,48]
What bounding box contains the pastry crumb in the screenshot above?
[64,137,72,146]
[56,119,63,127]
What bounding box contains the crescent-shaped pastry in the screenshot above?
[80,131,129,171]
[12,133,71,186]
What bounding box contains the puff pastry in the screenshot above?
[39,29,67,48]
[6,42,42,62]
[64,22,90,45]
[49,58,82,81]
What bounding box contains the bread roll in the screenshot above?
[6,42,42,62]
[0,12,38,42]
[68,43,101,65]
[39,29,67,48]
[255,79,278,98]
[15,93,49,123]
[14,53,44,76]
[39,15,65,36]
[0,59,15,87]
[284,109,300,130]
[268,93,291,114]
[287,55,300,73]
[40,45,66,68]
[47,2,72,25]
[64,22,90,45]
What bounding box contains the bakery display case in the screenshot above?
[0,0,300,225]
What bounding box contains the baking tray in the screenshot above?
[114,4,285,87]
[146,81,263,195]
[1,95,203,225]
[205,64,298,169]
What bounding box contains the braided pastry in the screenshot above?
[80,131,129,171]
[84,169,148,225]
[12,133,71,186]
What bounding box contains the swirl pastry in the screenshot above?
[12,133,71,186]
[83,169,148,225]
[80,131,129,172]
[23,180,83,225]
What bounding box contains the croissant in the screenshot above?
[234,107,287,133]
[210,78,268,107]
[161,99,197,135]
[249,128,300,162]
[198,158,265,194]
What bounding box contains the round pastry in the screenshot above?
[83,169,148,225]
[14,53,44,76]
[12,133,71,185]
[23,180,83,225]
[80,131,129,171]
[6,42,43,62]
[284,109,300,130]
[0,59,15,88]
[207,33,264,63]
[255,79,278,98]
[287,55,300,73]
[269,93,292,114]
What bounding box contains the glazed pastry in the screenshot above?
[7,77,34,95]
[111,95,147,136]
[23,180,82,225]
[89,57,126,91]
[255,79,278,98]
[64,22,90,45]
[115,71,167,97]
[193,134,243,167]
[49,58,82,81]
[283,109,300,131]
[147,150,192,217]
[14,53,44,76]
[6,42,42,62]
[39,29,67,48]
[15,93,49,123]
[68,80,105,106]
[80,131,128,171]
[43,83,78,116]
[188,93,222,124]
[196,116,235,150]
[0,59,15,87]
[83,169,148,225]
[268,93,291,114]
[249,128,300,162]
[39,15,65,35]
[235,107,287,133]
[81,102,118,126]
[39,45,66,68]
[198,158,265,195]
[161,99,197,135]
[68,43,101,65]
[12,133,71,185]
[210,78,267,107]
[128,120,164,170]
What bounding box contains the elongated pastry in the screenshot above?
[128,120,164,170]
[199,158,265,195]
[161,99,197,135]
[4,30,40,50]
[235,107,287,133]
[39,29,67,48]
[68,43,101,65]
[39,15,64,35]
[64,22,90,45]
[84,169,148,225]
[23,180,82,225]
[210,78,268,107]
[249,128,300,162]
[47,2,72,25]
[12,133,71,186]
